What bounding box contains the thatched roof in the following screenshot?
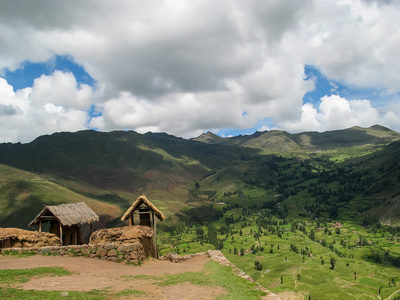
[29,202,99,227]
[121,195,165,221]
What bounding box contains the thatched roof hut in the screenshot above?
[29,202,99,245]
[121,195,164,258]
[121,195,165,223]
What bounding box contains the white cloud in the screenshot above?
[89,82,251,138]
[296,0,400,92]
[281,95,388,133]
[0,0,400,141]
[0,74,90,143]
[30,71,93,110]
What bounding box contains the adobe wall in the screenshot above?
[0,242,147,264]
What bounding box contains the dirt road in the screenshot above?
[0,254,226,299]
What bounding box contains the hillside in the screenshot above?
[0,130,258,227]
[0,130,235,192]
[0,125,399,230]
[0,164,121,229]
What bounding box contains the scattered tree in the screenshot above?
[255,260,263,271]
[330,257,336,270]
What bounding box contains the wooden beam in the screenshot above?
[39,220,42,232]
[38,216,58,220]
[153,212,158,258]
[74,225,78,245]
[59,222,63,245]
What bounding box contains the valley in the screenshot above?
[1,125,400,299]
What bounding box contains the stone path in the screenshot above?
[207,250,282,300]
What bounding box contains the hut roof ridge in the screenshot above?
[121,195,165,221]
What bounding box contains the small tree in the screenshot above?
[254,260,263,271]
[240,248,245,256]
[330,257,336,270]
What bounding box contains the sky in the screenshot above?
[1,0,400,143]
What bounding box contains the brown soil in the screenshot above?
[275,291,302,300]
[0,253,226,299]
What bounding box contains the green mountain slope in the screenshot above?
[0,130,245,191]
[0,164,121,229]
[0,130,259,223]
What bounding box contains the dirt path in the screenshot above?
[385,288,400,300]
[0,254,226,299]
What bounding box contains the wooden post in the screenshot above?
[74,225,78,245]
[59,221,63,245]
[153,212,158,258]
[90,222,93,234]
[39,219,42,232]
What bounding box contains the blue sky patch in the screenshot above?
[303,65,395,107]
[3,55,95,91]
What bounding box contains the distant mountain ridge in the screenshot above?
[194,125,400,151]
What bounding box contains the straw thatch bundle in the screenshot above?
[121,195,165,221]
[89,225,154,245]
[29,202,99,227]
[0,227,61,248]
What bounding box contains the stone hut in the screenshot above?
[121,195,165,257]
[29,202,99,246]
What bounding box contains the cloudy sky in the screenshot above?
[1,0,400,143]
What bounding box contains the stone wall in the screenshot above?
[0,242,146,264]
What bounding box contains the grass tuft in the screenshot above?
[0,267,71,284]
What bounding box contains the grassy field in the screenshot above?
[158,203,400,299]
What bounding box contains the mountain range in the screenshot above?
[0,124,400,229]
